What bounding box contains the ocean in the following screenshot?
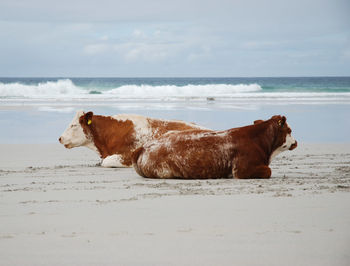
[1,77,350,143]
[1,77,350,102]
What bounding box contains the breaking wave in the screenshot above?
[0,79,262,99]
[0,79,87,98]
[105,83,262,98]
[1,78,350,104]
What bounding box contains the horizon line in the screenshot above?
[1,75,350,79]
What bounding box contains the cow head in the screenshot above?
[59,110,93,149]
[269,115,297,160]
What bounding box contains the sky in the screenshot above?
[0,0,349,77]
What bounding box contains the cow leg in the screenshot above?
[234,164,271,179]
[101,154,129,168]
[248,165,271,179]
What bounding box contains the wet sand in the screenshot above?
[0,143,350,265]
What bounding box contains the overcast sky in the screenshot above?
[0,0,349,77]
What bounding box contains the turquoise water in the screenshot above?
[77,76,350,93]
[1,77,350,93]
[1,77,350,99]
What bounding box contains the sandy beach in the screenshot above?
[0,143,349,265]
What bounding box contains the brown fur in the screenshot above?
[132,115,297,179]
[79,112,206,166]
[132,147,146,177]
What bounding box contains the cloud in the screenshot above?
[1,0,348,35]
[342,48,350,59]
[0,0,349,76]
[187,45,213,62]
[83,43,110,55]
[82,25,215,63]
[116,43,170,63]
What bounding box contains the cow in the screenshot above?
[132,115,297,179]
[58,110,208,168]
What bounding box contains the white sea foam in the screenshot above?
[105,83,262,98]
[1,79,350,105]
[37,106,75,113]
[0,79,87,98]
[0,79,262,99]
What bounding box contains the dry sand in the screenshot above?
[0,143,349,266]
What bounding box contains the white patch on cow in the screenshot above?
[177,130,228,142]
[270,124,296,162]
[138,143,158,168]
[219,142,235,166]
[101,154,127,168]
[112,114,153,147]
[59,110,99,154]
[154,162,173,178]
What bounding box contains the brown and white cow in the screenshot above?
[132,115,297,179]
[59,110,208,167]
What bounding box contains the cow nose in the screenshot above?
[59,137,62,143]
[289,140,298,150]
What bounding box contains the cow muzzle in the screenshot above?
[289,141,298,150]
[59,137,72,149]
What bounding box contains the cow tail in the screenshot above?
[132,147,145,177]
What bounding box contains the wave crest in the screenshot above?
[0,79,86,98]
[106,84,262,98]
[0,79,262,99]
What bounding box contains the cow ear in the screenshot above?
[85,111,94,126]
[254,119,264,125]
[278,116,286,128]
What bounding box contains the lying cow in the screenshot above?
[59,110,208,167]
[132,115,297,179]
